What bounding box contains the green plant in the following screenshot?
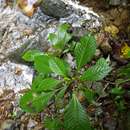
[109,64,130,112]
[111,86,126,112]
[20,23,112,130]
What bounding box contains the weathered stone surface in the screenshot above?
[0,0,101,92]
[0,61,33,92]
[0,2,101,63]
[0,7,55,63]
[40,0,100,19]
[0,120,16,130]
[40,0,72,18]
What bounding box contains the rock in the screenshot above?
[40,0,71,18]
[60,13,100,29]
[27,119,38,129]
[0,120,16,130]
[0,2,101,63]
[33,125,43,130]
[95,32,112,54]
[96,33,106,47]
[0,7,55,63]
[95,49,101,58]
[9,27,55,63]
[0,1,101,92]
[40,0,101,29]
[100,40,112,54]
[21,114,30,124]
[0,61,33,92]
[65,53,76,68]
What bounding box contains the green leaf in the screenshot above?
[111,87,125,95]
[115,79,130,87]
[20,91,33,113]
[115,99,126,112]
[44,117,63,130]
[49,57,70,77]
[22,50,43,62]
[20,91,53,113]
[48,23,71,50]
[118,63,130,78]
[81,58,111,81]
[64,94,92,130]
[83,88,96,103]
[74,34,96,70]
[32,78,61,92]
[31,75,44,91]
[34,55,52,74]
[127,50,130,58]
[55,85,67,101]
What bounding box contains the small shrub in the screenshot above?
[20,23,112,130]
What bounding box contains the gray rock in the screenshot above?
[0,7,56,63]
[0,0,101,92]
[59,1,101,32]
[40,0,100,21]
[0,61,33,92]
[40,0,72,18]
[0,2,101,63]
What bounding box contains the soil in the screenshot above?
[80,0,130,30]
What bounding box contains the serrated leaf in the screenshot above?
[118,63,130,78]
[22,50,43,62]
[56,85,67,101]
[64,94,92,130]
[20,91,53,113]
[34,55,52,74]
[81,58,111,81]
[44,117,63,130]
[49,57,70,77]
[48,23,71,50]
[31,75,44,91]
[83,88,96,103]
[32,78,61,92]
[111,87,125,95]
[74,34,96,70]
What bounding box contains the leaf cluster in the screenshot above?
[20,24,112,130]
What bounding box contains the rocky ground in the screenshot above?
[0,0,130,130]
